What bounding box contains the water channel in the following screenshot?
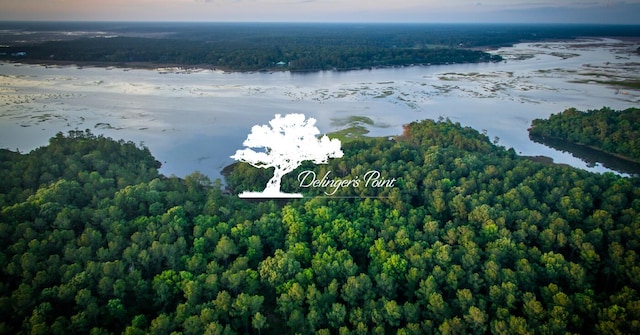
[1,38,638,180]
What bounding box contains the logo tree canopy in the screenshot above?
[231,113,343,198]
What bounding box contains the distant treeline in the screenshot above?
[529,107,640,163]
[2,22,638,72]
[1,36,501,72]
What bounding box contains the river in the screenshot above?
[1,38,638,180]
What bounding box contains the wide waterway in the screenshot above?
[1,38,639,180]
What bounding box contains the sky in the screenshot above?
[0,0,639,24]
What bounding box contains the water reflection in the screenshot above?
[529,135,640,177]
[1,38,639,180]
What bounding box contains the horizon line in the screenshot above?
[1,20,639,26]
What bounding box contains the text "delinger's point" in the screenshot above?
[297,170,396,196]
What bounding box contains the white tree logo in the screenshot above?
[231,113,343,198]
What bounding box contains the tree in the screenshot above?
[258,249,301,289]
[231,293,264,333]
[342,274,373,306]
[149,313,173,335]
[231,113,343,198]
[465,306,488,334]
[3,112,640,335]
[252,312,268,335]
[214,235,239,266]
[327,303,347,329]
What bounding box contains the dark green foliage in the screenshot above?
[530,107,640,162]
[1,120,640,334]
[12,36,501,72]
[5,22,640,72]
[0,129,160,208]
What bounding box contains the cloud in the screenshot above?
[493,2,640,23]
[1,0,639,22]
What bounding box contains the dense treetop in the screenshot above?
[0,130,161,208]
[529,107,640,163]
[1,118,640,334]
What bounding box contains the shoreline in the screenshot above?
[0,57,503,74]
[4,35,634,74]
[1,59,232,72]
[528,133,640,176]
[0,37,636,180]
[529,133,640,165]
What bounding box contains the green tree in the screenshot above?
[214,235,239,266]
[252,312,268,335]
[327,303,347,329]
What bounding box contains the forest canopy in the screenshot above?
[5,22,640,72]
[2,36,502,72]
[1,119,640,334]
[529,107,640,163]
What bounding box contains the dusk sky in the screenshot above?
[0,0,639,24]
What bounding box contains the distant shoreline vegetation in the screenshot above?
[2,22,639,72]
